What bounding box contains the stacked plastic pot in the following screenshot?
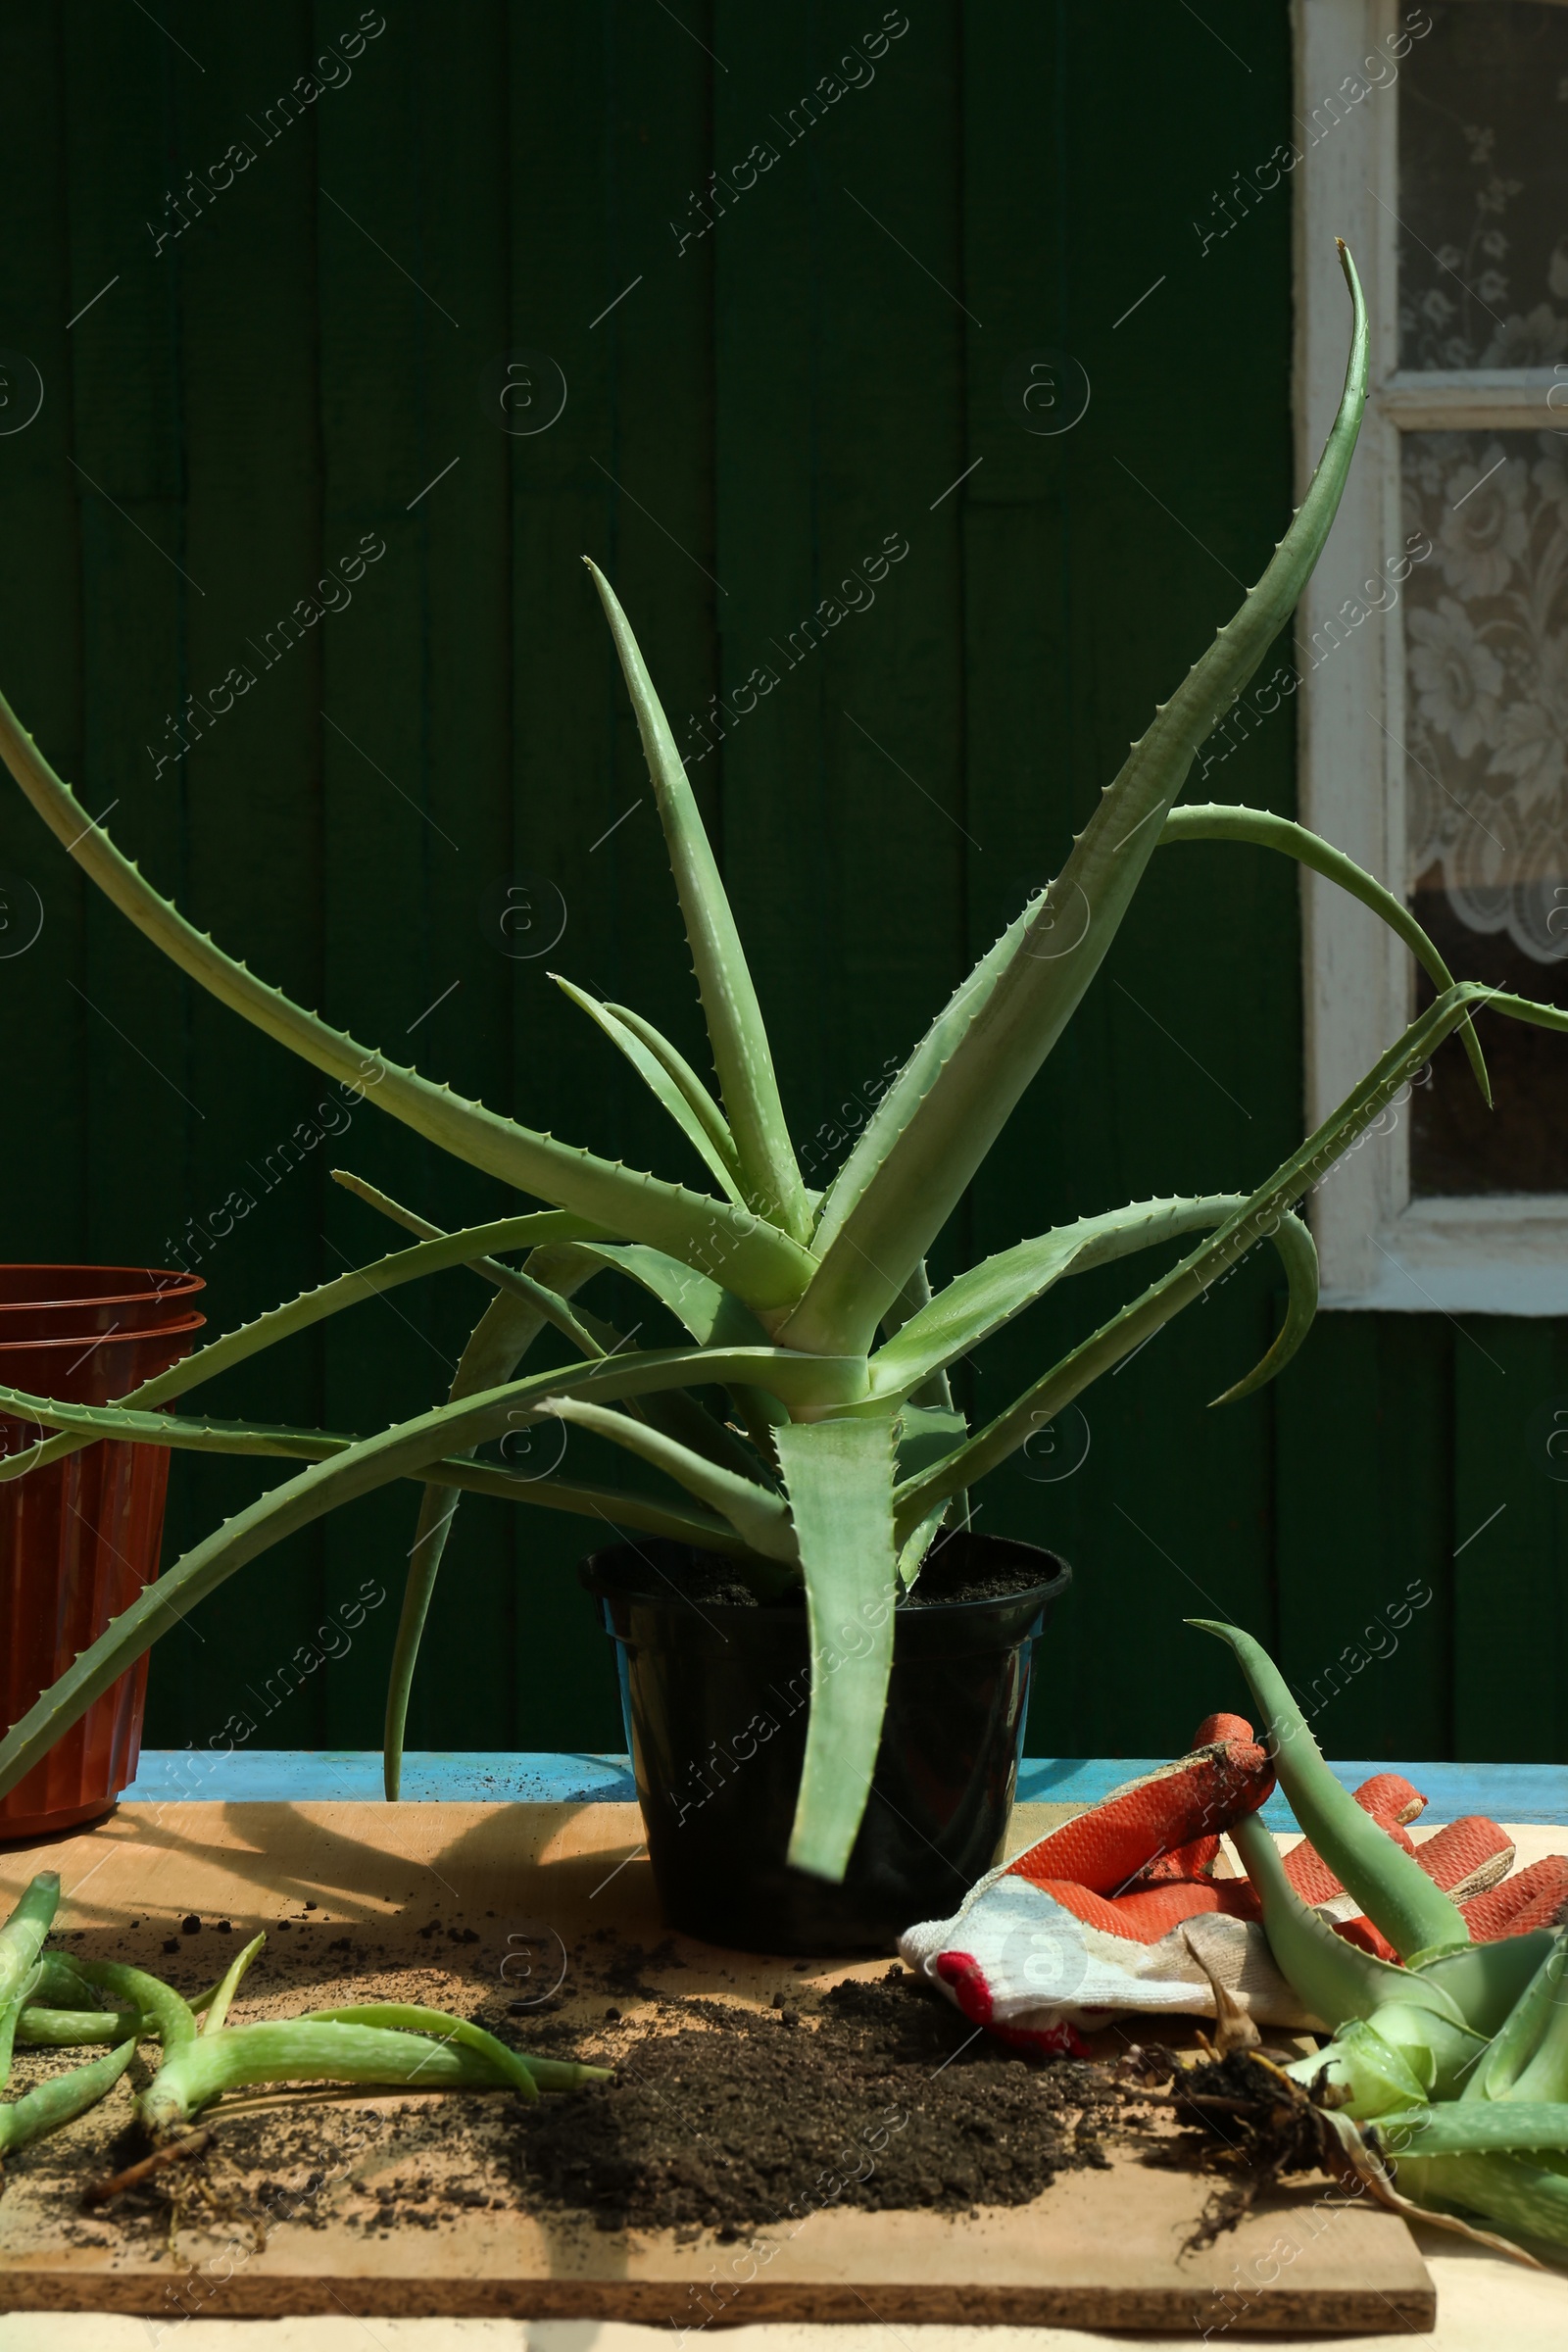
[0,1266,202,1838]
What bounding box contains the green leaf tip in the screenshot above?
[1192,1618,1470,1961]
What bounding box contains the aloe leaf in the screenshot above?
[0,1344,864,1807]
[561,1238,779,1464]
[0,1380,760,1552]
[569,1241,767,1348]
[891,1406,966,1590]
[604,1000,744,1182]
[0,688,814,1310]
[331,1168,609,1347]
[1228,1812,1459,2033]
[1381,2104,1568,2159]
[868,1195,1315,1401]
[201,1934,267,2036]
[0,1969,43,2089]
[1499,1949,1568,2108]
[896,1509,948,1590]
[783,247,1370,1354]
[74,1961,197,2056]
[570,1240,783,1451]
[0,1878,59,2015]
[0,2039,136,2154]
[1394,2148,1568,2250]
[586,560,811,1245]
[1159,803,1491,1101]
[540,1398,797,1565]
[1423,1935,1562,2053]
[895,1402,968,1484]
[302,2003,541,2101]
[553,978,748,1204]
[140,2018,511,2132]
[327,1180,760,1481]
[896,979,1568,1534]
[775,1415,900,1881]
[301,2006,608,2094]
[429,1459,745,1549]
[18,2006,158,2048]
[385,1282,569,1800]
[0,1386,359,1461]
[878,1260,955,1413]
[1203,1626,1470,1960]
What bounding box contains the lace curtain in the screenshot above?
[1402,430,1568,962]
[1398,7,1568,963]
[1398,2,1568,372]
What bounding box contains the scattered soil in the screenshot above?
[5,1937,1126,2251]
[513,1969,1120,2232]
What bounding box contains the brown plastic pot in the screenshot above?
[0,1268,204,1841]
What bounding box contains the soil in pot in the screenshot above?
[581,1529,1072,1956]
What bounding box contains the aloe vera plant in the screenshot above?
[3,244,1568,1886]
[1197,1621,1568,2257]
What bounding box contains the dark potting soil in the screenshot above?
[650,1543,1055,1614]
[511,1970,1120,2232]
[8,1946,1126,2250]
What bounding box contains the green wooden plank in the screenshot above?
[1454,1318,1568,1763]
[958,2,1298,1758]
[0,0,86,1256]
[1275,1314,1453,1763]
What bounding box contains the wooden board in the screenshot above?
[0,1799,1436,2331]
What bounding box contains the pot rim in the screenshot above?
[0,1264,205,1314]
[579,1529,1072,1617]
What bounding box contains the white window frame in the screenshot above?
[1296,0,1568,1311]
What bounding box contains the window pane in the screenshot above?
[1398,2,1568,370]
[1402,428,1568,1194]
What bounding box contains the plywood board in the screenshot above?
[0,1800,1435,2330]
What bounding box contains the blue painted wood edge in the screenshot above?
[122,1751,1568,1827]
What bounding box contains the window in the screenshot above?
[1296,0,1568,1307]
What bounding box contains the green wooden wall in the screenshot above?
[1,3,1559,1767]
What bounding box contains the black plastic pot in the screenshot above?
[579,1530,1071,1955]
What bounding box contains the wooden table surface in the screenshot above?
[1,1755,1565,2348]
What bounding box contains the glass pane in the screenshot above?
[1402,429,1568,1194]
[1398,2,1568,370]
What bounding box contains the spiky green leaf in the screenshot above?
[868,1195,1315,1400]
[586,561,810,1245]
[552,977,748,1203]
[540,1397,795,1564]
[1159,803,1490,1101]
[604,999,744,1183]
[775,1415,900,1881]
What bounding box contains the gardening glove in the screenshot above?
[899,1714,1565,2053]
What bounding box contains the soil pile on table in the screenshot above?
[5,1935,1125,2247]
[513,1969,1119,2231]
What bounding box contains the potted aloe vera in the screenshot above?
[1,247,1565,1951]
